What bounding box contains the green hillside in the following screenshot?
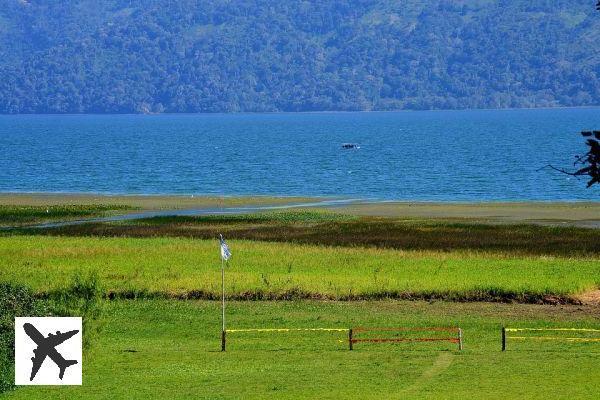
[0,0,599,113]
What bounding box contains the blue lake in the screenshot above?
[1,109,599,201]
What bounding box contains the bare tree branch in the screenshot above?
[541,133,599,188]
[537,164,581,178]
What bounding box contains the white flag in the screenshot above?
[219,234,231,261]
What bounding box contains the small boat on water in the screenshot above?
[341,143,360,149]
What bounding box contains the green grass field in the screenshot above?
[4,300,600,400]
[2,203,600,399]
[1,235,598,302]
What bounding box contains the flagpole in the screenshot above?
[219,233,231,352]
[221,254,226,352]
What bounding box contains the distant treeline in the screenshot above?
[0,0,599,113]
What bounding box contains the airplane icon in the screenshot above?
[23,323,79,381]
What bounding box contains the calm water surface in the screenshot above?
[1,109,599,201]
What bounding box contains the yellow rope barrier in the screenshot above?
[505,328,600,333]
[227,328,349,333]
[507,336,600,342]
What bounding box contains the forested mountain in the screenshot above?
[0,0,599,113]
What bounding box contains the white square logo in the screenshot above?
[14,317,82,385]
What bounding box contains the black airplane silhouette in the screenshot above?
[23,323,79,381]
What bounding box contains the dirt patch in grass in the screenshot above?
[575,289,600,306]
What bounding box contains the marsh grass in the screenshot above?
[139,210,356,224]
[22,212,600,257]
[1,236,598,302]
[0,204,133,226]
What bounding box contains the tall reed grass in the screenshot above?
[1,236,597,302]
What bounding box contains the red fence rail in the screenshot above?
[222,326,463,351]
[349,327,463,351]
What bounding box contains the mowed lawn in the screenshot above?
[5,300,600,400]
[1,236,599,300]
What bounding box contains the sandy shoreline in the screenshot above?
[336,201,600,228]
[0,193,320,209]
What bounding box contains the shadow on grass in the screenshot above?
[78,287,582,305]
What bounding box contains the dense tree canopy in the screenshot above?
[0,0,599,113]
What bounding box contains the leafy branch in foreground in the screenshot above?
[542,131,600,188]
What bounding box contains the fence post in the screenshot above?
[458,328,463,351]
[349,328,353,351]
[221,330,226,352]
[501,327,506,352]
